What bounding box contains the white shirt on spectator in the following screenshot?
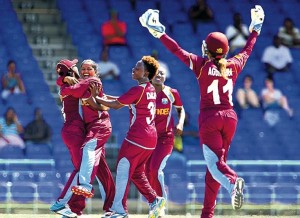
[225,24,249,49]
[97,61,120,80]
[261,45,293,69]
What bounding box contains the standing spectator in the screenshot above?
[236,75,260,109]
[188,0,214,33]
[225,13,249,54]
[23,107,52,145]
[101,10,127,47]
[94,56,165,218]
[146,66,185,217]
[0,107,24,149]
[261,77,293,125]
[1,60,26,103]
[278,17,300,48]
[140,5,264,217]
[261,35,293,80]
[151,50,171,79]
[96,46,120,80]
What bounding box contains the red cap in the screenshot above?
[56,59,78,75]
[205,32,229,58]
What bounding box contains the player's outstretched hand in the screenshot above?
[139,9,165,38]
[249,5,265,35]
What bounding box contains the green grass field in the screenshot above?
[1,214,300,218]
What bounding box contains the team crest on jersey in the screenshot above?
[162,98,168,104]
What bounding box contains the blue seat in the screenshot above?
[246,184,273,204]
[0,172,11,183]
[276,173,300,185]
[188,183,205,203]
[11,171,36,183]
[55,158,74,174]
[25,143,52,159]
[11,182,37,203]
[168,181,188,205]
[274,186,299,204]
[0,182,8,202]
[37,171,62,183]
[0,146,25,159]
[37,182,63,203]
[6,163,31,171]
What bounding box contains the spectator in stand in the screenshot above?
[1,60,26,104]
[151,50,171,79]
[0,107,24,149]
[225,13,249,54]
[23,107,52,145]
[261,35,293,80]
[261,77,293,126]
[188,0,214,33]
[101,9,127,47]
[236,75,260,110]
[278,17,300,48]
[96,46,120,80]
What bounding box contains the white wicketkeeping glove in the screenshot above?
[139,9,165,38]
[249,5,265,35]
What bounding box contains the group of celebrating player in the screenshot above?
[49,5,265,218]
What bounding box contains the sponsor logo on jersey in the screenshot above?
[156,108,169,115]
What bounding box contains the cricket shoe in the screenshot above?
[71,185,94,198]
[149,197,166,218]
[158,206,166,218]
[100,211,114,218]
[231,177,245,210]
[108,211,128,218]
[50,201,77,218]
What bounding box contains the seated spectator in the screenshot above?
[261,78,293,126]
[151,50,171,79]
[225,12,249,54]
[236,75,260,109]
[101,9,127,46]
[96,46,120,80]
[278,17,300,48]
[181,112,199,146]
[261,35,293,80]
[0,107,25,149]
[188,0,214,33]
[23,107,52,145]
[1,60,26,103]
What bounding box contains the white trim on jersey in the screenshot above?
[129,103,137,127]
[162,86,175,131]
[125,138,155,150]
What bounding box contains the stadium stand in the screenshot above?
[0,0,299,214]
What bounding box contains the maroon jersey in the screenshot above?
[117,82,157,149]
[57,77,83,123]
[60,77,109,124]
[155,86,183,137]
[160,31,258,111]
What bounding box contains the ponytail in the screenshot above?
[218,58,228,80]
[208,53,228,80]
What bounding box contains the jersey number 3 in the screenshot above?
[146,101,156,124]
[207,79,233,106]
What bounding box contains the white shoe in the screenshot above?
[231,177,245,210]
[50,201,77,218]
[149,197,166,218]
[158,206,166,218]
